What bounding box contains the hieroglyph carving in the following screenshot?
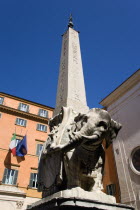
[72,42,78,64]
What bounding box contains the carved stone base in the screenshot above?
[27,188,134,210]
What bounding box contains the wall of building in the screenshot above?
[106,82,140,209]
[0,93,54,209]
[0,92,124,208]
[103,144,121,202]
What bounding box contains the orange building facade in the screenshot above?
[103,143,120,203]
[0,92,53,209]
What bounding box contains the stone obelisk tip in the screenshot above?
[68,14,74,28]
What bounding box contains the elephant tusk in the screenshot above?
[73,132,99,140]
[81,134,99,140]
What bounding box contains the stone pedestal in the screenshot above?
[27,188,134,210]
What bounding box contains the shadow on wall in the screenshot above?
[16,156,25,163]
[4,150,25,167]
[4,150,11,168]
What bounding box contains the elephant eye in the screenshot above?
[97,121,107,129]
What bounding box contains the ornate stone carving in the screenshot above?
[16,201,24,209]
[38,107,121,197]
[63,40,67,56]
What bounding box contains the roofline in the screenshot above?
[0,92,54,110]
[100,68,140,106]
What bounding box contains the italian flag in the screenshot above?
[9,133,17,156]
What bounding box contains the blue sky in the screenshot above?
[0,0,139,109]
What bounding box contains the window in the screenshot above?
[37,124,47,132]
[36,144,43,156]
[130,146,140,175]
[16,138,20,146]
[2,168,18,185]
[132,148,140,172]
[29,173,38,188]
[18,103,29,112]
[38,109,48,118]
[106,184,116,195]
[0,113,2,118]
[0,97,4,105]
[16,118,27,127]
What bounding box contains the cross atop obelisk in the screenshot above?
[54,15,89,115]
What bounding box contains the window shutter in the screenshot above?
[38,109,41,116]
[106,185,109,195]
[111,184,116,195]
[40,144,43,153]
[27,105,29,112]
[44,110,47,118]
[46,111,48,118]
[2,168,8,184]
[106,184,116,195]
[18,103,22,110]
[0,97,4,105]
[45,126,47,132]
[36,144,40,156]
[24,120,27,127]
[13,170,18,185]
[16,118,19,125]
[29,173,34,187]
[37,124,40,130]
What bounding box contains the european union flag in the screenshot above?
[16,135,27,156]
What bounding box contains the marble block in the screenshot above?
[27,187,134,210]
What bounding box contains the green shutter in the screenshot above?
[37,124,40,130]
[111,184,116,195]
[29,173,34,187]
[2,168,8,184]
[46,111,48,118]
[38,109,41,116]
[18,103,22,110]
[106,184,116,195]
[0,97,4,105]
[24,120,27,127]
[45,125,47,132]
[27,105,29,112]
[13,170,18,185]
[36,144,40,156]
[16,118,19,125]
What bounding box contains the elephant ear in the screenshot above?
[74,113,88,131]
[74,113,88,123]
[105,119,122,149]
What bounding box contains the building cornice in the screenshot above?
[100,69,140,107]
[0,92,54,111]
[0,148,41,157]
[0,104,49,124]
[0,185,26,196]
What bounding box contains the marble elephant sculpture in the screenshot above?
[37,107,121,197]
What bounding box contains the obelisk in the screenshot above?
[28,16,133,210]
[54,15,89,116]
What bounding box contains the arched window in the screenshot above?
[130,146,140,175]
